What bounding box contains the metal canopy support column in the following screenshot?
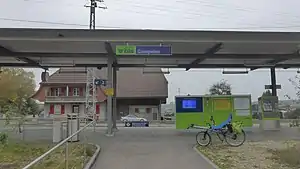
[112,65,118,131]
[104,41,116,135]
[270,67,277,96]
[106,55,114,136]
[251,51,299,71]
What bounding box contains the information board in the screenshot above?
[136,46,172,55]
[116,45,172,55]
[262,99,280,119]
[234,97,250,110]
[213,98,231,111]
[182,99,197,109]
[236,109,250,116]
[176,97,203,113]
[116,45,136,55]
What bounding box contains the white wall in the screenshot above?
[79,104,85,117]
[64,104,72,114]
[100,102,107,121]
[44,103,50,117]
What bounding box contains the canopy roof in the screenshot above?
[0,28,300,70]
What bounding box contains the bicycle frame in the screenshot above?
[206,128,227,142]
[187,123,228,142]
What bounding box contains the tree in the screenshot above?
[289,75,300,98]
[285,108,300,119]
[284,76,300,119]
[25,98,40,117]
[0,68,35,103]
[262,90,272,96]
[209,80,232,95]
[0,68,36,126]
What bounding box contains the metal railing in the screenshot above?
[22,120,95,169]
[45,96,93,103]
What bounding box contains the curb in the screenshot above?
[84,144,101,169]
[193,145,221,169]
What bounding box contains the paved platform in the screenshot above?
[91,128,216,169]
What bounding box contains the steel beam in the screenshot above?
[250,51,299,71]
[186,43,223,71]
[3,52,299,59]
[0,63,43,67]
[251,58,289,71]
[74,63,300,68]
[4,63,300,69]
[2,28,300,43]
[0,45,12,56]
[104,42,117,62]
[0,45,48,70]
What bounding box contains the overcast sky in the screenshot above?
[1,0,300,103]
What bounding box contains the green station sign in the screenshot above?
[116,45,136,55]
[116,45,172,55]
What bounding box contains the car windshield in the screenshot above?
[127,115,136,118]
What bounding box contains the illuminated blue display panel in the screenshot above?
[176,97,203,113]
[182,100,196,108]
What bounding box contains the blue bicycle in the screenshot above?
[187,114,246,147]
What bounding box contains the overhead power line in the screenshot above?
[0,17,123,28]
[19,0,300,27]
[2,17,300,30]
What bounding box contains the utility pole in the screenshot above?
[84,0,106,132]
[177,88,181,95]
[85,0,106,29]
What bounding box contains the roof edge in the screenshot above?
[31,84,44,99]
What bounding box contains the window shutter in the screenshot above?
[69,87,72,96]
[80,88,83,96]
[49,104,54,114]
[96,104,100,114]
[61,104,65,114]
[61,88,65,96]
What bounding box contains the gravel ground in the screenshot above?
[197,140,300,169]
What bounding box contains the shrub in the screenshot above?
[0,132,8,145]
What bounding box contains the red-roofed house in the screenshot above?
[32,67,168,121]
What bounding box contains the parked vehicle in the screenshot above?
[121,114,147,122]
[162,112,174,121]
[163,116,172,120]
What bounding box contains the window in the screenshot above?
[73,88,79,96]
[54,88,60,96]
[72,105,80,113]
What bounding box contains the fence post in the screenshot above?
[65,141,69,169]
[65,118,69,169]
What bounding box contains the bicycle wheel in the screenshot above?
[196,131,211,146]
[224,129,246,147]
